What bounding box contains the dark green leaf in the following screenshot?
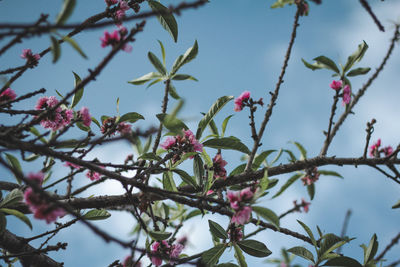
[56,0,76,25]
[392,200,400,209]
[307,183,315,200]
[24,154,40,162]
[128,72,162,85]
[364,234,378,264]
[253,150,276,170]
[71,71,84,108]
[186,209,202,220]
[272,173,303,198]
[171,40,198,74]
[193,155,204,186]
[149,230,172,241]
[208,220,228,239]
[234,244,248,267]
[287,246,314,263]
[50,36,61,63]
[173,169,198,189]
[323,256,363,267]
[237,239,272,258]
[91,117,101,128]
[163,171,177,192]
[317,170,343,178]
[320,234,345,255]
[83,209,111,220]
[269,148,283,166]
[138,152,161,161]
[343,41,368,73]
[5,153,22,184]
[208,119,219,136]
[119,112,144,123]
[63,36,87,59]
[158,40,166,66]
[297,220,316,247]
[156,114,188,134]
[216,263,239,267]
[283,149,297,162]
[29,127,47,144]
[346,67,371,77]
[196,96,234,139]
[221,114,234,137]
[172,74,198,81]
[301,58,326,71]
[201,244,226,266]
[229,163,246,176]
[148,52,167,75]
[252,206,280,229]
[148,0,178,42]
[0,213,6,234]
[313,56,340,73]
[76,121,90,132]
[203,137,250,155]
[168,83,180,100]
[0,189,23,208]
[291,141,307,159]
[0,208,32,229]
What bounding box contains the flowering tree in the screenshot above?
[0,0,399,266]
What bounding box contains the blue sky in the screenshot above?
[1,0,400,266]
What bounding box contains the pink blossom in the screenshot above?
[240,187,254,201]
[213,153,227,179]
[280,263,288,267]
[170,243,184,263]
[227,191,241,210]
[27,172,44,185]
[369,139,381,157]
[33,206,65,224]
[329,80,342,90]
[206,189,214,195]
[86,170,102,181]
[231,206,252,225]
[122,255,140,267]
[0,88,17,103]
[301,198,311,213]
[35,96,73,131]
[384,146,394,157]
[105,0,118,6]
[234,91,250,112]
[161,136,177,150]
[117,122,132,134]
[101,30,121,48]
[21,49,40,67]
[79,107,92,127]
[115,0,130,21]
[342,85,351,105]
[151,241,169,266]
[64,161,81,170]
[301,167,320,186]
[184,129,203,152]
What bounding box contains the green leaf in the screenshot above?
[56,0,76,25]
[203,137,250,155]
[269,148,283,166]
[128,72,162,85]
[343,41,368,73]
[0,213,6,234]
[234,244,248,267]
[291,141,307,160]
[346,67,371,77]
[272,173,303,198]
[392,199,400,209]
[193,155,204,186]
[229,163,246,176]
[24,154,40,162]
[271,0,295,8]
[148,0,178,42]
[0,189,23,208]
[171,40,199,75]
[168,83,180,100]
[118,112,144,123]
[186,209,202,220]
[283,149,297,162]
[208,119,219,136]
[252,206,280,229]
[63,36,87,59]
[196,96,234,139]
[149,230,172,241]
[317,170,343,178]
[216,264,239,267]
[172,74,198,81]
[297,220,317,247]
[91,117,101,128]
[313,56,340,73]
[202,244,226,266]
[364,234,378,264]
[320,234,346,256]
[50,36,61,63]
[323,256,363,267]
[163,171,177,192]
[301,58,327,71]
[253,150,276,170]
[5,153,22,184]
[208,220,228,239]
[307,183,315,200]
[0,208,32,229]
[237,239,272,258]
[83,209,111,220]
[172,169,198,189]
[71,71,84,108]
[259,169,269,192]
[158,40,166,66]
[138,152,161,161]
[156,114,188,134]
[221,115,234,137]
[287,246,314,263]
[29,127,47,144]
[148,52,167,75]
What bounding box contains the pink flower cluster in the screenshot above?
[0,88,17,104]
[293,198,311,213]
[160,129,203,162]
[227,187,254,225]
[150,241,184,266]
[100,27,132,52]
[122,255,140,267]
[212,153,227,179]
[35,96,73,131]
[21,49,40,67]
[101,117,132,136]
[369,139,393,158]
[24,172,65,223]
[64,161,103,181]
[301,167,320,186]
[329,80,351,105]
[234,91,250,112]
[78,107,91,127]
